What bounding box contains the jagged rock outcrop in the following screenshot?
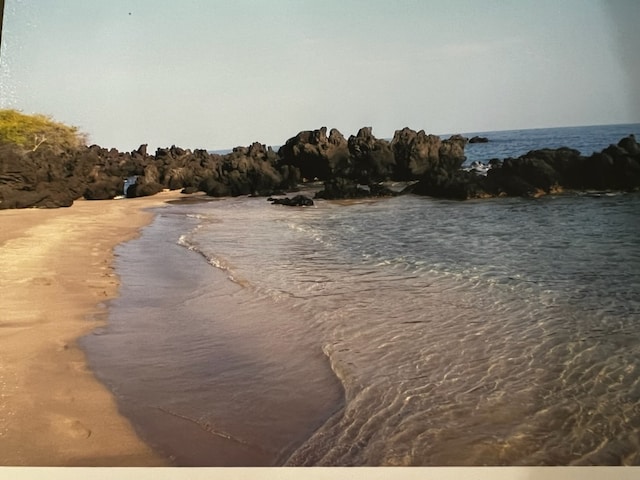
[390,128,467,180]
[0,137,300,207]
[281,126,468,186]
[347,127,396,183]
[483,138,640,196]
[578,141,640,191]
[278,127,350,181]
[483,148,580,196]
[0,144,95,208]
[0,124,470,208]
[410,134,640,199]
[199,143,294,197]
[1,126,638,208]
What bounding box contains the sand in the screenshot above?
[0,191,185,466]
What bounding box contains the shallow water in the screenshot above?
[81,206,344,466]
[82,124,640,465]
[177,193,640,466]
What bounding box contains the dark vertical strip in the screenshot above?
[0,0,5,54]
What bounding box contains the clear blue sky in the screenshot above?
[1,0,638,150]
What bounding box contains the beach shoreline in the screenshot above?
[79,195,346,467]
[0,191,185,466]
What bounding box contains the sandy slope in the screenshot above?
[0,192,184,466]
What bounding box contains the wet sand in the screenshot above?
[80,197,345,466]
[0,191,184,466]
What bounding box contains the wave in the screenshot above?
[177,231,251,288]
[284,343,349,466]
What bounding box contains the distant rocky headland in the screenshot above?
[1,125,639,209]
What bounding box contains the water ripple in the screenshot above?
[180,192,640,465]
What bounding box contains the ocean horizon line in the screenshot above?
[202,122,639,157]
[204,121,640,155]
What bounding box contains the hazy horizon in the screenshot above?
[1,0,638,151]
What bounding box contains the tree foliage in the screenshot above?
[0,109,87,154]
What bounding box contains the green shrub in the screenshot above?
[0,109,87,154]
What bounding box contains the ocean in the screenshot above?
[81,123,640,466]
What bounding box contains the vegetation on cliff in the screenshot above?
[0,109,87,154]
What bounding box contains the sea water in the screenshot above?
[82,123,640,466]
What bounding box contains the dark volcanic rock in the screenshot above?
[410,134,640,199]
[278,125,470,199]
[202,143,287,197]
[390,128,467,180]
[2,126,639,209]
[84,178,123,200]
[278,127,350,181]
[0,144,90,208]
[151,141,294,198]
[79,145,145,200]
[484,150,570,196]
[315,177,399,200]
[155,145,217,192]
[347,127,395,183]
[268,195,314,207]
[618,134,640,156]
[0,180,76,209]
[439,135,468,169]
[390,128,441,180]
[126,181,164,198]
[199,177,231,197]
[484,135,640,196]
[406,169,489,200]
[368,183,399,197]
[469,136,489,143]
[315,178,370,200]
[581,136,640,190]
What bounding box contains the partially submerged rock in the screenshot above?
[315,178,399,200]
[408,134,640,199]
[268,195,314,207]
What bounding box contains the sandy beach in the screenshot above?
[0,191,184,466]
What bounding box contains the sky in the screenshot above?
[0,0,638,151]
